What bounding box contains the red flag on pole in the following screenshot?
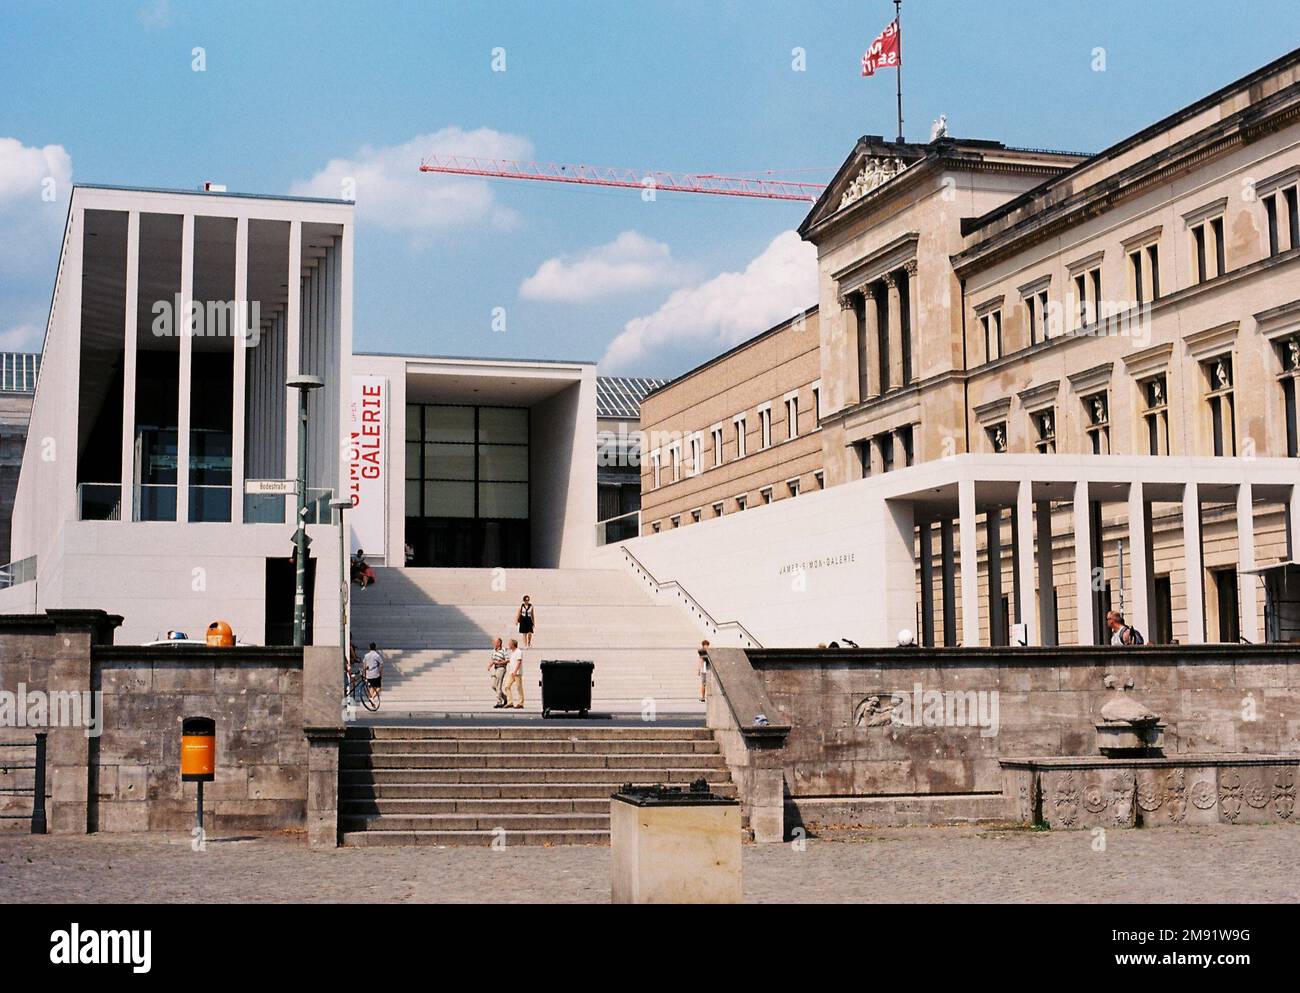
[861,19,900,77]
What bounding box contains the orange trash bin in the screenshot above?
[181,716,216,783]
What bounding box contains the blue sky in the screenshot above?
[1,0,1296,376]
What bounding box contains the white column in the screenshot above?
[176,213,195,523]
[919,516,935,647]
[959,479,981,646]
[940,518,957,646]
[1127,482,1153,640]
[1016,481,1036,645]
[1183,482,1206,644]
[1073,480,1095,645]
[885,271,904,390]
[986,506,1003,645]
[119,210,140,523]
[1035,499,1057,646]
[231,215,249,524]
[1237,482,1260,644]
[841,295,862,407]
[864,287,881,400]
[338,223,355,532]
[284,220,302,521]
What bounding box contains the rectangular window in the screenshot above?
[1203,356,1236,457]
[1026,296,1037,345]
[650,450,661,489]
[760,486,773,505]
[898,424,914,466]
[785,395,799,440]
[1074,272,1088,328]
[690,508,701,524]
[814,470,825,490]
[1194,222,1209,281]
[734,415,746,458]
[1142,374,1170,456]
[878,432,895,472]
[1146,244,1160,299]
[712,501,724,517]
[1084,392,1110,454]
[1038,290,1050,338]
[986,422,1008,453]
[980,309,1002,362]
[1287,186,1300,252]
[1033,409,1056,454]
[689,434,702,476]
[670,515,680,529]
[758,406,773,449]
[736,494,747,512]
[1211,216,1226,276]
[1265,195,1279,257]
[811,383,821,425]
[787,477,800,498]
[1281,337,1299,459]
[669,443,681,482]
[1129,249,1144,305]
[711,425,724,467]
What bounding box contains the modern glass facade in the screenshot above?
[405,403,530,566]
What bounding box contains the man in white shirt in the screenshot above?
[362,642,384,704]
[502,638,525,709]
[487,637,510,708]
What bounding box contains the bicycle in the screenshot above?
[343,665,381,712]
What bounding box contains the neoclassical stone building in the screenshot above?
[638,46,1300,647]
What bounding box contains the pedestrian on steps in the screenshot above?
[515,595,536,648]
[487,636,510,708]
[503,638,526,709]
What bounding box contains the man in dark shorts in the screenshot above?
[362,642,385,703]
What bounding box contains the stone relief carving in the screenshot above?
[1245,778,1269,809]
[854,695,901,727]
[1190,780,1217,810]
[1053,774,1080,827]
[1137,776,1164,812]
[1111,771,1136,825]
[1083,782,1107,813]
[1166,770,1187,823]
[1218,770,1243,822]
[1273,769,1296,820]
[838,156,908,210]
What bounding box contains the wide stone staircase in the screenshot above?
[349,567,704,715]
[339,725,735,846]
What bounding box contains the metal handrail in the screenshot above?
[620,545,763,649]
[0,733,47,833]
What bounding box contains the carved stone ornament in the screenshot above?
[1272,768,1295,821]
[1219,770,1243,823]
[1053,774,1081,827]
[1190,780,1216,810]
[1137,776,1164,812]
[1083,782,1107,813]
[853,694,900,728]
[838,157,908,210]
[1166,770,1187,823]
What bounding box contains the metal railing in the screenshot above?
[596,510,641,546]
[0,733,47,834]
[621,546,763,649]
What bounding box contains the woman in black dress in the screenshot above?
[515,595,535,648]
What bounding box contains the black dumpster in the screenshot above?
[539,659,594,718]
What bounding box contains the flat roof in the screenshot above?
[355,350,596,367]
[74,182,353,206]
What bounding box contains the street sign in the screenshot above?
[244,479,298,495]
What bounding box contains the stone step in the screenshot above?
[341,797,614,815]
[340,829,610,847]
[348,725,712,741]
[341,767,732,786]
[340,781,738,800]
[341,752,727,771]
[340,812,610,832]
[342,738,720,755]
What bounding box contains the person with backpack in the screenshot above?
[1106,611,1145,646]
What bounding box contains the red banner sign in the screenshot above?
[861,19,900,77]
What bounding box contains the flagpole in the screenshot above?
[895,0,904,142]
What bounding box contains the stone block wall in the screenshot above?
[0,612,343,839]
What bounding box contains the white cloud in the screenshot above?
[137,0,174,29]
[0,137,73,355]
[600,230,817,372]
[0,324,42,351]
[520,231,690,303]
[290,127,533,234]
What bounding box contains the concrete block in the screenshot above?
[610,798,742,903]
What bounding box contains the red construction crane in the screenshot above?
[418,154,826,202]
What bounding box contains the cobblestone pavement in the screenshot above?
[1,824,1296,903]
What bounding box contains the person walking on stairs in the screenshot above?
[515,595,536,648]
[487,637,510,708]
[503,638,526,709]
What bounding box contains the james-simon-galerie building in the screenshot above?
[633,47,1300,651]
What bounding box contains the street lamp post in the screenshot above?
[287,374,324,647]
[329,496,351,688]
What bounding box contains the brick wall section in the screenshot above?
[747,646,1300,800]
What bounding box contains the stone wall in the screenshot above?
[0,612,342,840]
[711,644,1300,837]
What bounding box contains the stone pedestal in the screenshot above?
[610,791,742,904]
